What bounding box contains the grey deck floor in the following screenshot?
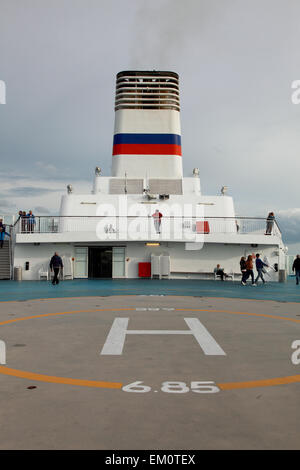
[0,294,300,449]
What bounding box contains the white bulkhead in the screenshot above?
[12,70,285,281]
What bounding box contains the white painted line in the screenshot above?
[100,318,226,356]
[127,330,192,334]
[0,340,6,364]
[135,307,175,311]
[184,318,226,356]
[100,318,129,355]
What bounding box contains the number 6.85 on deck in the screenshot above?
[122,381,220,393]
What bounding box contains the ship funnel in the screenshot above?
[111,71,183,179]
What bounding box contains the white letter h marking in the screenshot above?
[100,318,226,356]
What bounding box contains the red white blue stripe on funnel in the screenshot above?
[112,133,182,156]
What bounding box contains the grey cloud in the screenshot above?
[0,0,300,231]
[0,198,17,210]
[34,206,51,214]
[8,187,60,197]
[277,211,300,245]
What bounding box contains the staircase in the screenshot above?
[0,241,11,280]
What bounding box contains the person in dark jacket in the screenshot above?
[214,264,230,281]
[50,252,63,285]
[21,211,27,232]
[266,212,275,235]
[255,253,268,284]
[240,256,247,285]
[292,255,300,285]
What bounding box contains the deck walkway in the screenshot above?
[0,277,299,303]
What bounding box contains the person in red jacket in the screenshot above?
[242,255,256,286]
[152,210,163,234]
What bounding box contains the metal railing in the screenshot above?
[8,225,13,280]
[14,216,282,240]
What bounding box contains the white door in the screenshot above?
[112,247,125,278]
[74,247,88,278]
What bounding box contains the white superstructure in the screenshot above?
[11,71,287,281]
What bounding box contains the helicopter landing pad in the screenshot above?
[0,294,300,450]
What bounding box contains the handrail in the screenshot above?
[9,227,13,280]
[14,215,279,220]
[13,216,282,238]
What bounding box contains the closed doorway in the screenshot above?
[112,246,125,278]
[88,246,112,278]
[74,247,88,278]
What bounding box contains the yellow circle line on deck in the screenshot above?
[0,365,122,389]
[0,295,299,305]
[175,308,300,324]
[0,307,300,391]
[0,308,135,327]
[218,375,300,390]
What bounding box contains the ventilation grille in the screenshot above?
[149,179,182,195]
[109,179,144,194]
[115,71,180,112]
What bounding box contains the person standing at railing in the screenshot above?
[292,255,300,285]
[152,210,163,234]
[265,212,275,235]
[50,252,63,285]
[0,219,5,248]
[16,210,24,232]
[0,220,10,248]
[27,210,36,233]
[21,211,27,232]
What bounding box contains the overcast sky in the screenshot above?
[0,0,299,252]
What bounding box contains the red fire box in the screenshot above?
[196,221,210,234]
[138,262,151,278]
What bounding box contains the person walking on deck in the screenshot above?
[50,252,63,285]
[292,255,300,285]
[240,256,247,285]
[255,253,268,284]
[243,255,256,285]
